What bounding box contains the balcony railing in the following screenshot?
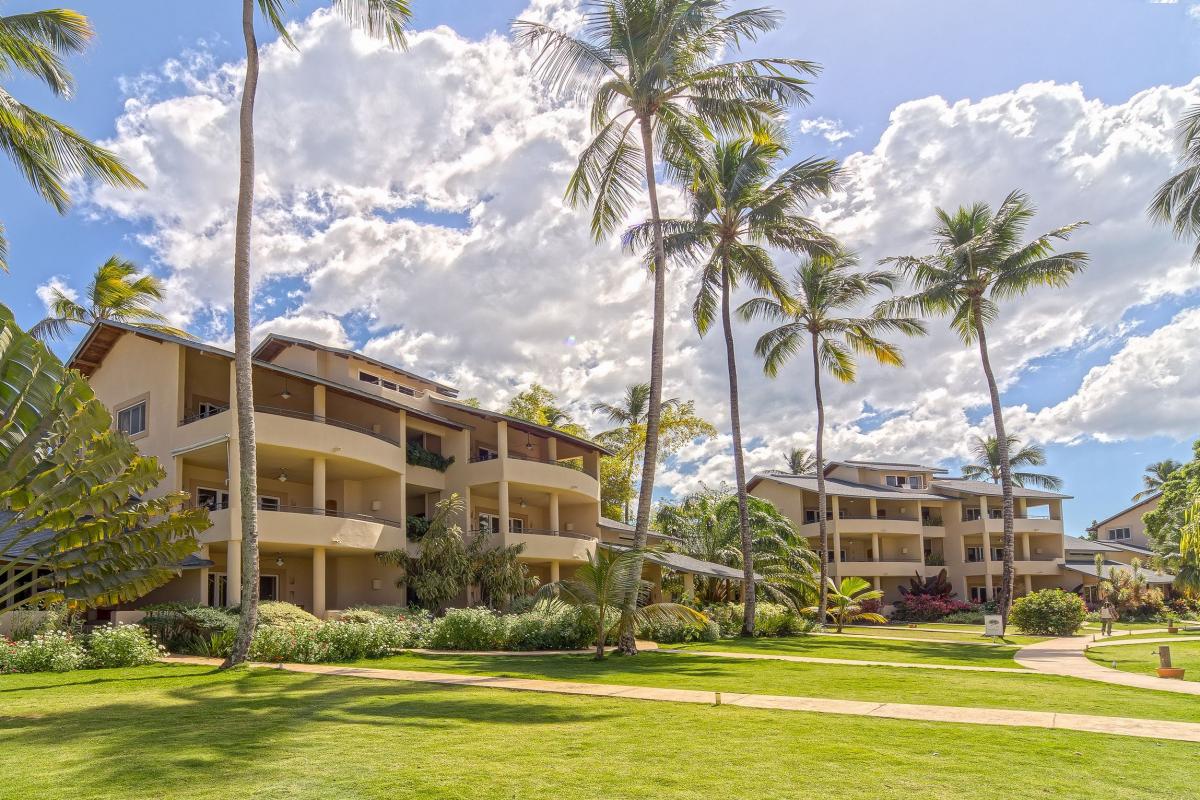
[470,527,596,541]
[467,451,587,473]
[190,500,403,529]
[922,516,944,527]
[840,555,923,563]
[837,513,920,522]
[961,512,1056,522]
[178,403,402,448]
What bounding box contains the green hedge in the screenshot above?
[1010,589,1087,636]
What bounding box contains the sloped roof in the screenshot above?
[748,471,946,502]
[932,478,1071,500]
[252,333,458,396]
[1063,536,1118,553]
[1087,493,1162,532]
[830,459,949,474]
[601,542,760,581]
[432,396,612,456]
[1102,540,1155,556]
[1062,560,1174,585]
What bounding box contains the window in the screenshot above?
[259,574,279,602]
[478,513,500,533]
[970,586,988,603]
[1108,527,1131,541]
[876,508,888,519]
[197,487,229,511]
[476,446,498,461]
[991,546,1005,561]
[197,401,226,418]
[117,400,147,436]
[208,573,227,607]
[359,371,380,385]
[825,550,846,563]
[380,378,398,391]
[966,546,985,563]
[509,518,524,533]
[964,508,982,521]
[885,475,904,487]
[989,509,1003,519]
[258,496,280,512]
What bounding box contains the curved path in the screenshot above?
[1016,634,1200,696]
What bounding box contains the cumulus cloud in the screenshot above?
[35,277,77,311]
[84,3,1200,497]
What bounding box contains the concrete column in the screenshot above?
[868,498,878,518]
[496,421,508,463]
[225,543,241,608]
[312,546,327,618]
[173,454,185,493]
[547,437,557,461]
[960,534,967,563]
[198,545,210,606]
[549,491,560,533]
[313,456,327,513]
[682,572,695,601]
[1024,574,1033,595]
[959,575,970,599]
[1021,532,1031,561]
[873,576,881,591]
[399,473,407,528]
[550,560,560,584]
[498,480,510,535]
[1016,497,1027,518]
[313,384,326,418]
[397,410,407,455]
[830,496,841,577]
[871,532,880,562]
[979,494,989,521]
[984,572,994,599]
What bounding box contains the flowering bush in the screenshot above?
[1010,589,1087,635]
[426,607,506,650]
[891,595,976,622]
[700,602,812,637]
[253,601,321,629]
[249,618,423,663]
[637,615,720,644]
[86,624,164,668]
[0,631,85,673]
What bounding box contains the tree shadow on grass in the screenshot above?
[0,665,623,796]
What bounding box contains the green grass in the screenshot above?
[343,650,1200,723]
[1090,630,1200,643]
[663,635,1025,667]
[1,664,1198,799]
[1080,621,1171,631]
[1087,640,1200,682]
[833,626,1046,645]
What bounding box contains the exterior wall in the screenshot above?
[1091,496,1159,549]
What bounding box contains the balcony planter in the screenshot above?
[1157,667,1186,680]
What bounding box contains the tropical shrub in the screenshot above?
[406,443,455,472]
[502,602,597,650]
[254,601,321,629]
[1170,597,1200,619]
[637,615,720,644]
[249,619,421,663]
[427,607,506,651]
[939,608,985,625]
[899,569,955,599]
[1009,589,1087,635]
[85,624,163,668]
[0,632,85,673]
[337,609,388,625]
[4,603,83,641]
[701,602,810,637]
[891,595,975,622]
[142,603,237,652]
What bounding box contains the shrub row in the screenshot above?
[0,625,163,674]
[700,602,815,638]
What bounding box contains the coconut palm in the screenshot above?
[742,251,925,623]
[1150,104,1200,262]
[627,127,836,635]
[1133,459,1182,502]
[29,256,192,342]
[883,191,1088,620]
[960,435,1063,491]
[0,7,143,271]
[593,383,716,523]
[223,0,412,668]
[515,0,817,654]
[784,447,816,475]
[806,576,886,633]
[538,547,704,659]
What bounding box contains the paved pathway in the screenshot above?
[161,656,1200,742]
[1088,636,1193,649]
[1016,634,1200,696]
[660,648,1029,673]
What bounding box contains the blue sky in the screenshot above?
[1,0,1198,531]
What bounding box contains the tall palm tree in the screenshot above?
[223,0,412,668]
[784,447,816,475]
[1150,104,1200,262]
[515,0,816,655]
[0,7,143,271]
[883,191,1087,621]
[1133,459,1182,502]
[960,435,1063,491]
[741,251,925,623]
[630,127,836,635]
[29,256,192,341]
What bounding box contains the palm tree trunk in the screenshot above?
[224,0,261,668]
[975,313,1015,622]
[721,271,755,636]
[618,115,668,656]
[811,336,828,626]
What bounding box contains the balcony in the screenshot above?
[464,452,599,500]
[958,513,1063,535]
[471,527,598,562]
[837,556,924,578]
[199,506,406,551]
[835,514,922,536]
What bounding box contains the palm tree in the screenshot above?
[883,191,1087,621]
[0,7,143,271]
[1133,459,1182,502]
[629,128,836,636]
[223,0,412,668]
[806,576,886,633]
[515,0,817,655]
[1150,104,1200,262]
[538,547,703,659]
[741,250,925,624]
[593,383,716,523]
[960,435,1063,491]
[29,256,193,341]
[784,447,816,475]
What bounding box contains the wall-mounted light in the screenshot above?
[519,497,528,509]
[277,469,288,483]
[525,432,534,451]
[371,500,382,512]
[275,556,285,567]
[280,378,292,401]
[371,579,382,591]
[901,547,909,555]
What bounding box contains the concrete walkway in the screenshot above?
[1016,635,1200,696]
[1088,636,1193,649]
[161,656,1200,742]
[661,648,1030,673]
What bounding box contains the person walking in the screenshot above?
[1099,600,1117,636]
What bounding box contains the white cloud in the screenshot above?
[795,116,855,143]
[35,277,77,311]
[84,5,1200,497]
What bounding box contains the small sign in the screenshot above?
[984,614,1004,637]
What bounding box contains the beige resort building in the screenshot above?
[749,461,1173,606]
[69,321,732,618]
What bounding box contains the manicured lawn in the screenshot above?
[345,650,1200,723]
[1087,640,1200,682]
[1,664,1197,800]
[834,626,1046,645]
[663,634,1025,667]
[1080,621,1171,631]
[1090,630,1200,643]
